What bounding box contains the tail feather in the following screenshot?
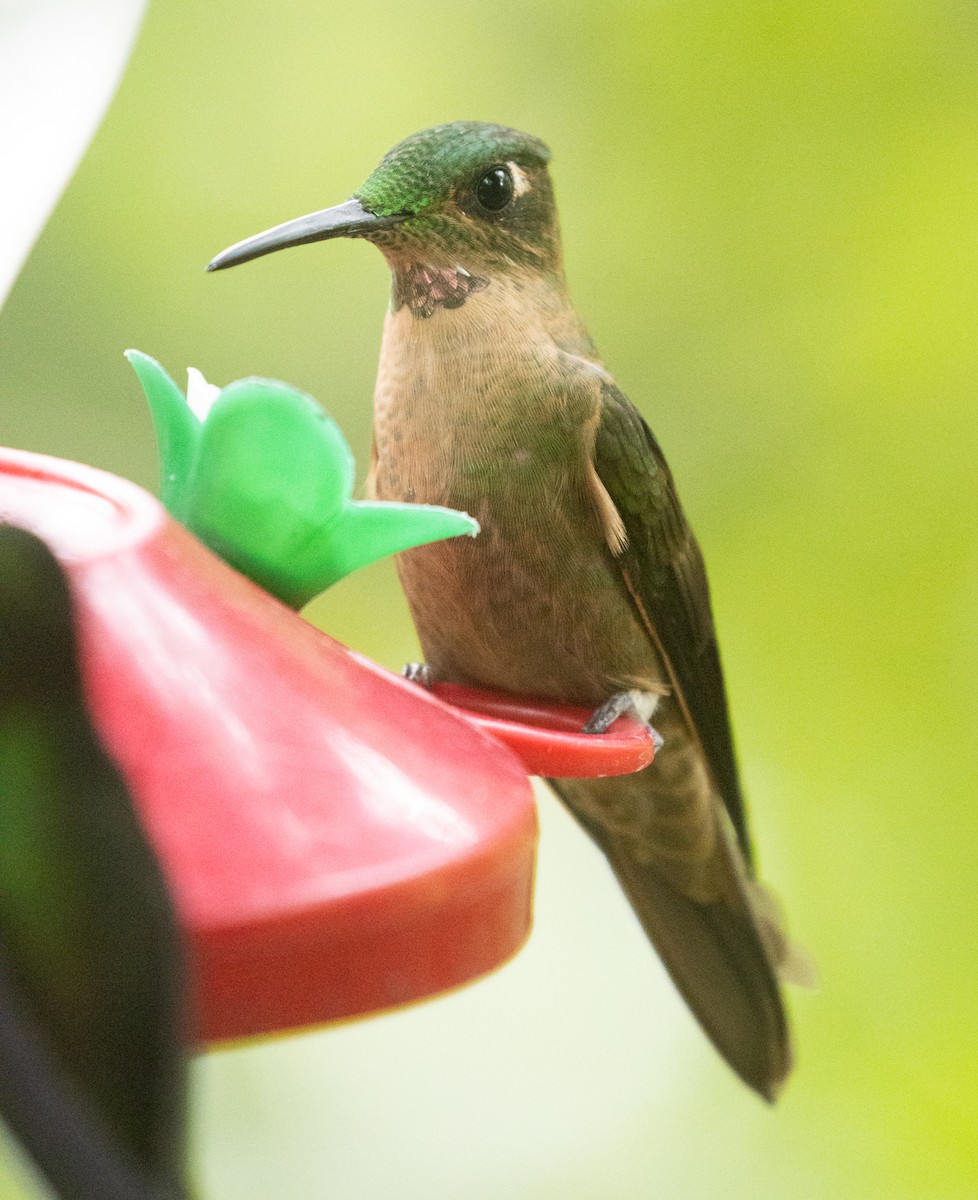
[551,783,792,1101]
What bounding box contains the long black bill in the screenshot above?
[206,197,408,272]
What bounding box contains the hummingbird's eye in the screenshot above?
[475,166,515,213]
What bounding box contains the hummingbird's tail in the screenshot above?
[551,765,796,1101]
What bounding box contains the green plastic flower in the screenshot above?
[126,351,478,607]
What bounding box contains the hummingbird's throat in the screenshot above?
[391,260,489,319]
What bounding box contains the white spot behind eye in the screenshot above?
[506,162,531,198]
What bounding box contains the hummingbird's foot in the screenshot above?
[402,662,434,689]
[583,690,664,751]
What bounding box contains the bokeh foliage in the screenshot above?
[1,0,976,1196]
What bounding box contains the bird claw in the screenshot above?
[402,662,434,689]
[583,690,663,752]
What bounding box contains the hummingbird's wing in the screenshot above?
[560,381,794,1097]
[592,380,751,863]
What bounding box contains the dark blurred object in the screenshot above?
[0,525,188,1198]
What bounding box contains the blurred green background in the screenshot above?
[2,0,977,1196]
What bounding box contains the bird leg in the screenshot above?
[401,662,434,689]
[583,689,664,752]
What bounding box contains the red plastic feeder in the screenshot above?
[0,449,540,1043]
[430,682,655,778]
[0,448,654,1046]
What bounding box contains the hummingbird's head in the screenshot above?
[207,122,562,283]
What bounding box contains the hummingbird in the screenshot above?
[208,120,804,1099]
